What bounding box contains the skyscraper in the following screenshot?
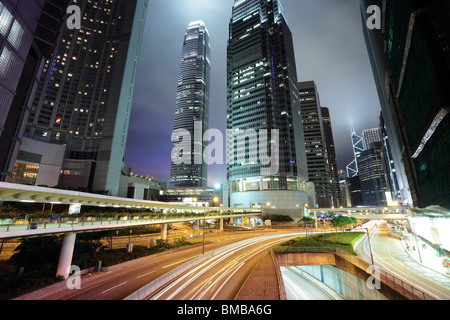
[22,0,148,196]
[346,130,365,178]
[362,127,382,149]
[170,21,210,188]
[361,0,450,208]
[0,0,67,182]
[226,0,309,209]
[321,107,343,207]
[357,141,389,206]
[380,112,401,202]
[297,81,332,208]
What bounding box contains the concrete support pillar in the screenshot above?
[219,218,224,232]
[56,233,77,279]
[161,224,167,241]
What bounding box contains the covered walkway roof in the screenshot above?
[0,182,258,213]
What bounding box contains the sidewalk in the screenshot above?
[400,233,450,277]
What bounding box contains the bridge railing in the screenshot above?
[0,212,261,234]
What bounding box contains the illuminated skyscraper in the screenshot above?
[362,127,382,149]
[298,81,332,208]
[226,0,309,209]
[23,0,148,196]
[357,141,389,206]
[170,21,210,188]
[321,107,342,207]
[346,130,365,178]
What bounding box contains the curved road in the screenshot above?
[281,267,334,300]
[28,231,298,300]
[355,221,450,300]
[146,233,303,300]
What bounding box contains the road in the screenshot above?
[145,233,303,300]
[355,221,450,300]
[281,267,335,300]
[27,230,293,300]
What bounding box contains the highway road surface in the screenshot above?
[281,267,335,300]
[145,233,303,300]
[26,230,299,300]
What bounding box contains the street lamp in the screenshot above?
[365,228,375,266]
[202,197,219,255]
[262,202,271,236]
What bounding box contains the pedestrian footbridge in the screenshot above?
[0,182,261,279]
[307,207,408,220]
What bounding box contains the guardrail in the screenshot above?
[125,237,255,300]
[126,232,304,300]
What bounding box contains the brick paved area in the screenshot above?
[236,251,285,300]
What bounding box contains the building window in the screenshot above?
[11,161,40,185]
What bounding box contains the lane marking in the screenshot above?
[137,271,155,279]
[101,282,127,294]
[162,255,201,269]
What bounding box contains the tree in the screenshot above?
[299,217,315,236]
[330,216,354,231]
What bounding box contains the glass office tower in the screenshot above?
[23,0,148,196]
[298,81,332,208]
[321,107,343,207]
[226,0,309,209]
[170,20,210,188]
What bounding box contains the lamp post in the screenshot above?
[202,196,219,255]
[263,202,271,236]
[192,197,198,239]
[365,228,375,266]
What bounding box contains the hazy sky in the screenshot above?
[124,0,382,186]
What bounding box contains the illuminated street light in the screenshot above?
[203,197,220,255]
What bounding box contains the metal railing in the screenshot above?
[0,212,261,235]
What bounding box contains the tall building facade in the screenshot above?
[321,107,343,207]
[170,21,210,188]
[297,81,332,208]
[362,127,382,149]
[0,0,67,182]
[22,0,148,196]
[346,130,365,178]
[361,0,450,208]
[226,0,309,209]
[357,141,389,206]
[379,112,401,202]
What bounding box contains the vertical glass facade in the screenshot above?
[321,107,342,207]
[357,142,389,206]
[170,21,210,188]
[227,0,308,208]
[297,81,332,208]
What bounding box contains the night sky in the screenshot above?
[124,0,382,186]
